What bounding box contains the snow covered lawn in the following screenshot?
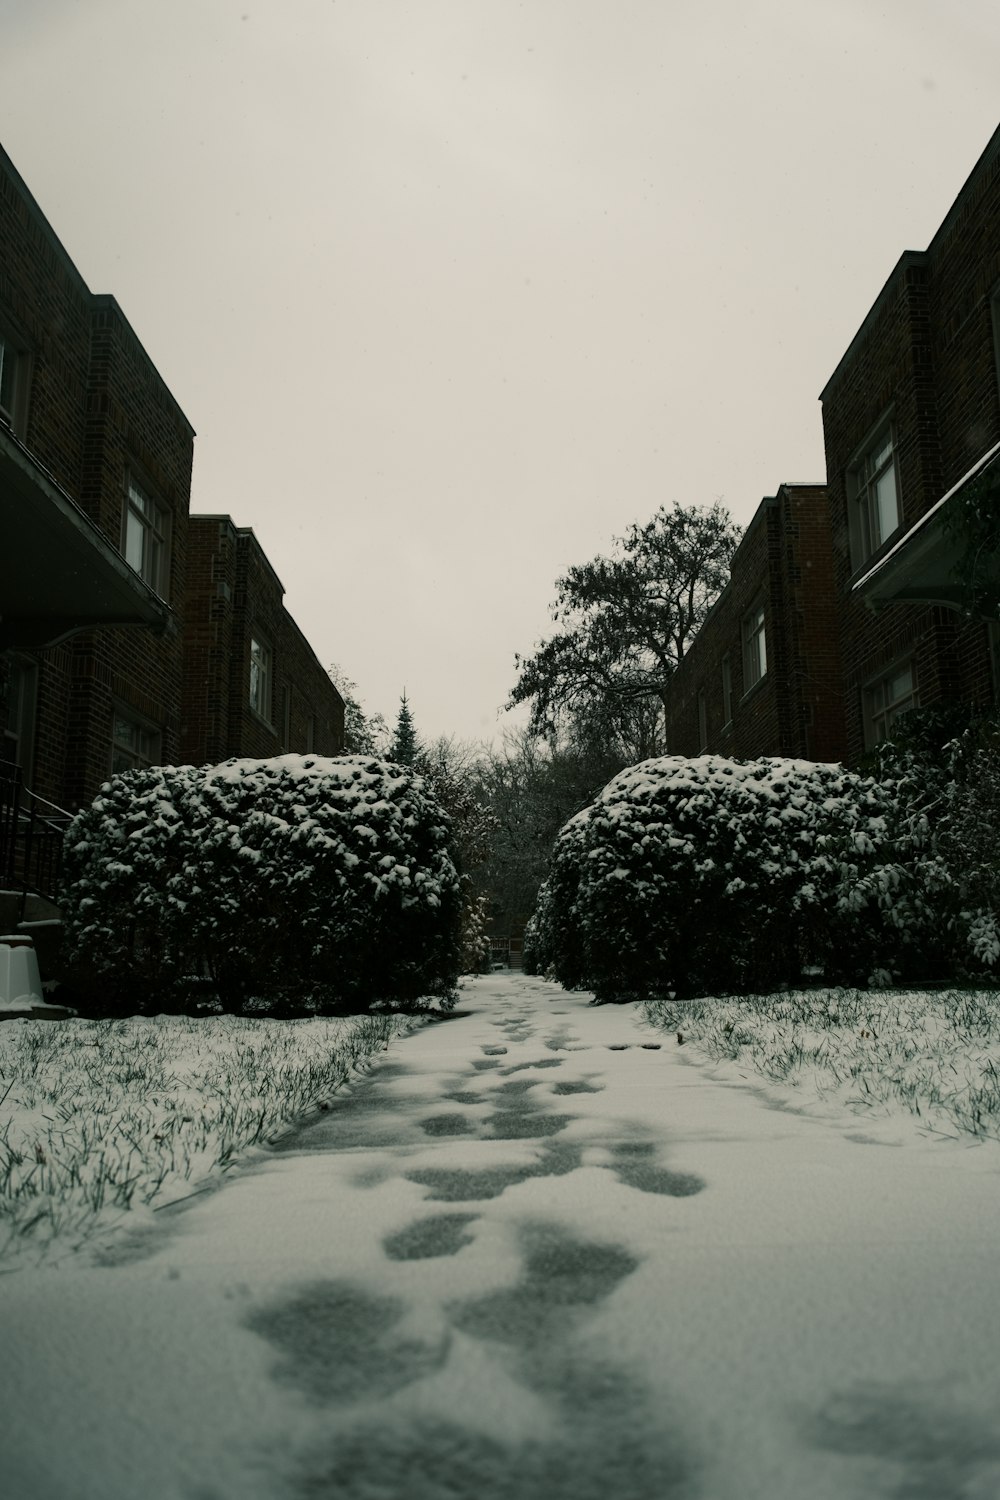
[0,1009,404,1258]
[646,985,1000,1141]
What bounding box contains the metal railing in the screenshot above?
[0,760,72,920]
[0,758,18,889]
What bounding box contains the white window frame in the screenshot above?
[111,706,162,774]
[742,600,767,693]
[849,419,900,566]
[123,475,170,597]
[864,659,918,747]
[249,634,273,722]
[721,654,733,727]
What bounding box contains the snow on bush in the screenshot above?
[61,755,463,1014]
[525,754,904,1000]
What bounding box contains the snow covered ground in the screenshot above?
[0,1009,404,1255]
[645,984,1000,1143]
[3,970,1000,1499]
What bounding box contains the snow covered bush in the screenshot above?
[61,755,462,1015]
[526,754,905,1000]
[932,718,1000,974]
[872,712,1000,979]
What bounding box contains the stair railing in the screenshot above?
[0,761,73,920]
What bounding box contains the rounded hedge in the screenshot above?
[61,755,463,1014]
[524,754,901,999]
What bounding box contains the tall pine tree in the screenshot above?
[390,692,419,765]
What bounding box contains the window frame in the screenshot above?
[1,654,38,779]
[863,659,919,748]
[848,417,901,568]
[721,653,733,727]
[249,633,273,723]
[0,327,30,438]
[110,705,162,775]
[741,599,767,694]
[122,473,170,598]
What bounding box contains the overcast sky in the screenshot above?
[2,0,999,747]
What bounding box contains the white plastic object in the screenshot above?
[0,933,44,1010]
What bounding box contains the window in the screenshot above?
[721,654,733,727]
[864,661,918,746]
[111,708,161,774]
[742,601,767,692]
[0,331,28,435]
[989,621,1000,700]
[249,635,272,720]
[697,689,708,752]
[849,422,899,564]
[2,656,37,776]
[123,476,169,595]
[0,335,17,424]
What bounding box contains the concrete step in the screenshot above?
[0,890,66,986]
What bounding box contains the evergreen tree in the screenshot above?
[390,692,419,765]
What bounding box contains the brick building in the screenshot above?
[666,484,846,762]
[0,143,195,813]
[667,124,1000,767]
[181,517,344,764]
[822,125,1000,761]
[0,140,344,859]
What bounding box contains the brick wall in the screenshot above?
[3,143,346,825]
[181,518,345,765]
[820,127,1000,762]
[666,486,846,763]
[0,154,91,495]
[1,145,195,811]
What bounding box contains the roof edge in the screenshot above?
[819,250,927,402]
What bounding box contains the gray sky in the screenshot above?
[2,1,999,747]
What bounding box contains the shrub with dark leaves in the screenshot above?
[61,755,462,1015]
[872,711,1000,978]
[525,754,909,1000]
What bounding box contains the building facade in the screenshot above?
[181,517,344,764]
[666,124,1000,767]
[1,141,344,844]
[821,126,1000,761]
[0,144,195,813]
[666,485,847,763]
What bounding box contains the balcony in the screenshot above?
[0,423,172,650]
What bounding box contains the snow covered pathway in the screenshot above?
[4,970,1000,1499]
